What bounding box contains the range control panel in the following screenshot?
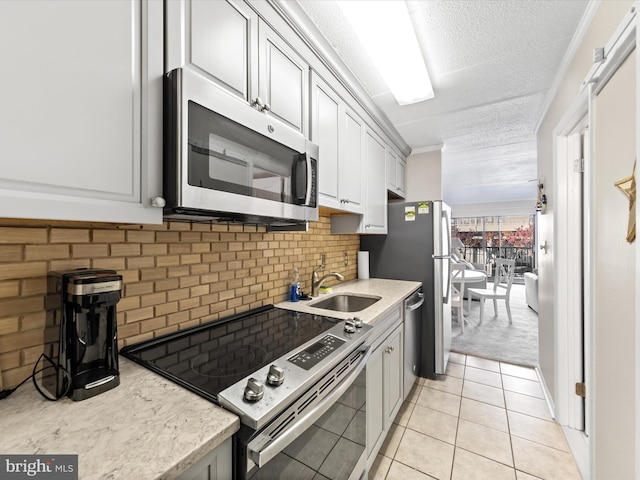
[288,334,346,370]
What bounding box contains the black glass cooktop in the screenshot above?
[120,306,340,403]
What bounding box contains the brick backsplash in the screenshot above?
[0,215,359,389]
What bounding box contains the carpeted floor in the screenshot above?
[451,283,539,367]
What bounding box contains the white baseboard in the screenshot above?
[537,366,589,479]
[535,365,556,419]
[563,426,589,479]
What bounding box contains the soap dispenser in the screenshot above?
[290,268,301,302]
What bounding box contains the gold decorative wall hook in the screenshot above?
[614,160,636,243]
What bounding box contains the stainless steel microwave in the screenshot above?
[163,68,319,225]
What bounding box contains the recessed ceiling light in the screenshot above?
[338,0,434,106]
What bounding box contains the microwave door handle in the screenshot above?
[304,151,312,205]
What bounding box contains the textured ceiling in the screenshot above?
[297,0,590,207]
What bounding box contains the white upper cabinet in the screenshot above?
[0,0,163,224]
[340,106,365,212]
[330,125,387,234]
[363,129,388,234]
[258,22,309,134]
[188,0,259,103]
[168,0,309,135]
[311,73,363,214]
[312,75,340,207]
[386,148,407,198]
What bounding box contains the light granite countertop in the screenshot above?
[275,278,421,324]
[0,358,239,480]
[0,279,418,480]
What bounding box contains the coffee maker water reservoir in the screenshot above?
[48,269,123,401]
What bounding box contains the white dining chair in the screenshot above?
[451,263,467,333]
[467,258,516,325]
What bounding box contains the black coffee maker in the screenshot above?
[47,269,123,401]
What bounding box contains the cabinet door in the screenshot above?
[187,0,259,103]
[396,157,407,197]
[363,129,388,233]
[384,325,404,428]
[258,21,309,134]
[312,73,340,208]
[0,0,162,224]
[340,106,364,213]
[386,148,406,198]
[386,149,398,191]
[177,438,232,480]
[366,344,385,461]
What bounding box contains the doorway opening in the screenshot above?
[450,215,538,367]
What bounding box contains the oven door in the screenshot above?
[236,345,370,480]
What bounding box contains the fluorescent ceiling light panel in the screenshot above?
[338,0,434,105]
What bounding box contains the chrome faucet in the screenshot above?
[311,268,344,297]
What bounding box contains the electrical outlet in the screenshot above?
[343,252,348,266]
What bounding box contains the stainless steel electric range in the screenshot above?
[121,305,372,480]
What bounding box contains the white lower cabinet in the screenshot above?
[366,341,385,460]
[366,310,404,466]
[384,325,404,428]
[177,438,232,480]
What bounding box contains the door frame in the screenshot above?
[552,91,590,477]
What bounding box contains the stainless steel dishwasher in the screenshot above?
[404,290,425,396]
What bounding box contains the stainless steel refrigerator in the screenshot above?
[361,200,452,378]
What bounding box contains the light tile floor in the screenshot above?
[369,352,582,480]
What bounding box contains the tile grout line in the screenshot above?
[501,362,519,477]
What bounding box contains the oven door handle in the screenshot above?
[248,344,372,467]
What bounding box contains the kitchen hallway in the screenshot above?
[369,352,581,480]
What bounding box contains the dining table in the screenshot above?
[451,268,488,318]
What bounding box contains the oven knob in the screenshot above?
[244,378,264,402]
[267,365,285,387]
[353,317,363,328]
[344,320,356,333]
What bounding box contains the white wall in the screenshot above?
[406,149,442,201]
[536,1,635,477]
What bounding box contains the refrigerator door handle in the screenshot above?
[441,208,452,305]
[443,262,451,304]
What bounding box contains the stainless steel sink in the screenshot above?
[310,294,381,312]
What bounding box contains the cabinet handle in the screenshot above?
[365,224,371,229]
[253,97,271,113]
[389,345,394,352]
[151,197,166,208]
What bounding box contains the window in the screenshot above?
[452,215,535,280]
